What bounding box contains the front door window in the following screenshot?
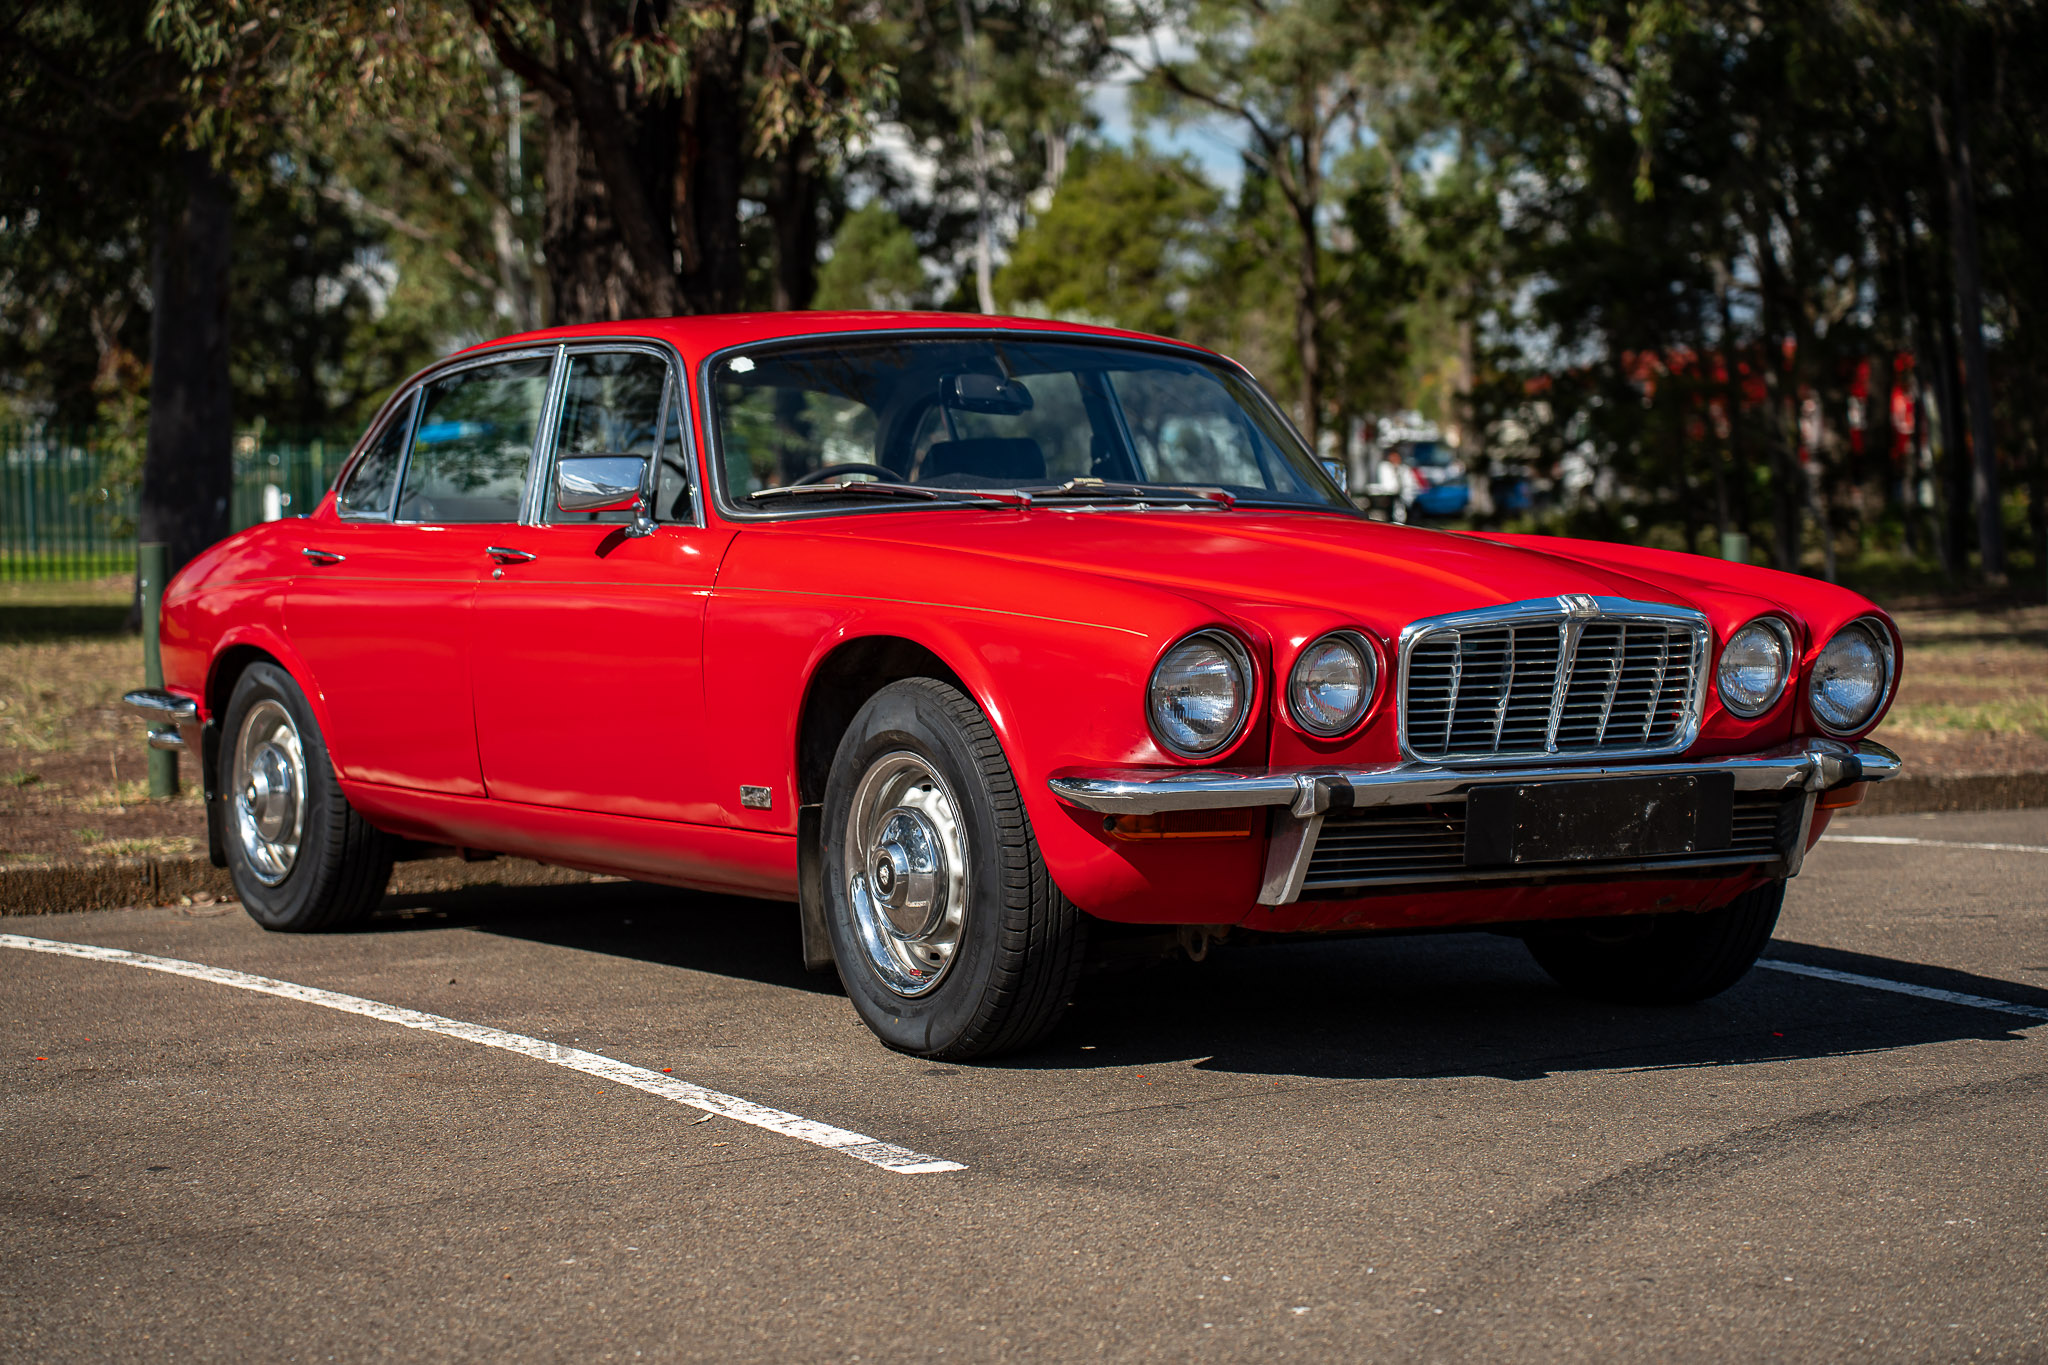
[551,351,672,525]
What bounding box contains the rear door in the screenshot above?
[469,344,736,824]
[287,350,557,795]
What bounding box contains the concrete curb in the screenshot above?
[0,855,601,919]
[3,772,2040,918]
[1857,771,2048,816]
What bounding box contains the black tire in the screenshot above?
[822,678,1087,1060]
[218,661,394,931]
[1524,879,1785,1005]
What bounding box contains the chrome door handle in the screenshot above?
[302,548,345,566]
[486,546,537,565]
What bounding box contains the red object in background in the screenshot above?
[149,311,1901,966]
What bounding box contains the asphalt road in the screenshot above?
[5,806,2046,1362]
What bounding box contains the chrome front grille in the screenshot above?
[1399,597,1709,763]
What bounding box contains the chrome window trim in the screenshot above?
[519,344,572,525]
[1807,613,1898,737]
[1394,595,1713,766]
[530,340,701,530]
[336,388,420,522]
[693,327,1359,523]
[1716,614,1796,718]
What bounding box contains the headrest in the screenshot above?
[918,437,1046,483]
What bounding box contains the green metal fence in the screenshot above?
[0,425,351,581]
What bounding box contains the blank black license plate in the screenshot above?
[1464,774,1734,867]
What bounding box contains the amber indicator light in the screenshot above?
[1816,782,1867,811]
[1104,810,1258,841]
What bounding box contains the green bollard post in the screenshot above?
[139,542,178,799]
[1719,530,1750,563]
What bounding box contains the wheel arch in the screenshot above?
[795,635,971,808]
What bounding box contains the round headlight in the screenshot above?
[1717,618,1793,717]
[1809,618,1893,734]
[1148,631,1253,758]
[1288,631,1377,736]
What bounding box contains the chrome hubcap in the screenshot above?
[233,700,306,885]
[844,752,968,996]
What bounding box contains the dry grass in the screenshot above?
[0,575,205,862]
[1872,602,2048,774]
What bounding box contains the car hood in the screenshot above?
[832,508,1750,633]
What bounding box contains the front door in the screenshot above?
[287,351,556,796]
[470,347,735,825]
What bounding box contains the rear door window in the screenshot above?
[397,356,553,523]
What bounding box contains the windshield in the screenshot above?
[708,335,1349,512]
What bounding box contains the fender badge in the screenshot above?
[740,786,773,810]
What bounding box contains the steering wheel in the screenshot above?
[791,462,906,486]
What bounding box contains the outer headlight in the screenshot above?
[1148,630,1253,758]
[1809,617,1894,734]
[1717,617,1794,717]
[1288,631,1377,736]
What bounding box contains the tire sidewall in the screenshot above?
[822,682,1014,1055]
[219,662,338,928]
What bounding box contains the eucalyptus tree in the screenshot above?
[1131,0,1418,450]
[153,0,892,322]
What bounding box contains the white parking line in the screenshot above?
[1758,959,2048,1023]
[0,934,965,1175]
[1820,834,2048,855]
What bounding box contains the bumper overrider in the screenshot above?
[1049,738,1900,907]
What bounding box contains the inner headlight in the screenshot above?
[1148,630,1253,758]
[1288,631,1377,736]
[1809,617,1894,734]
[1717,618,1793,717]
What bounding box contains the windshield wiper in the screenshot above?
[747,481,1026,508]
[1014,479,1235,509]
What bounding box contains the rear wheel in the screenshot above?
[219,662,394,931]
[1524,879,1785,1005]
[822,678,1087,1060]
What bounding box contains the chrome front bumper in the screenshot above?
[1049,739,1900,906]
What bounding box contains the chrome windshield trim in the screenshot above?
[1394,595,1713,766]
[695,328,1359,524]
[1047,738,1900,816]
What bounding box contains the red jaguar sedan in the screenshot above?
[128,312,1901,1058]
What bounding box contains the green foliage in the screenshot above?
[995,144,1219,335]
[815,204,927,310]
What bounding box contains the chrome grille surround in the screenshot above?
[1397,595,1712,765]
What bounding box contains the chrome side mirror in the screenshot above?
[557,454,650,513]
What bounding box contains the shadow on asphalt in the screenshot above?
[360,877,839,997]
[353,878,2047,1082]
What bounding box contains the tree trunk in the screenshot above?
[1716,282,1751,550]
[1290,196,1323,453]
[542,96,635,323]
[1930,44,2005,581]
[138,150,234,583]
[953,0,996,313]
[677,20,750,314]
[769,129,822,311]
[1929,299,1972,577]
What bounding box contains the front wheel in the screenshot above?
[822,678,1087,1060]
[1524,879,1785,1005]
[218,661,395,931]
